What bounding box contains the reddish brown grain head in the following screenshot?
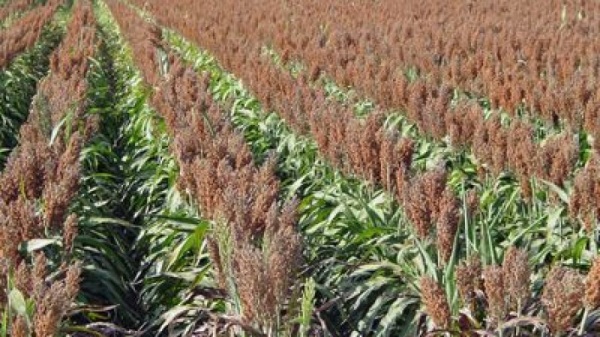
[541,266,584,334]
[420,276,452,329]
[585,257,600,310]
[502,246,530,312]
[436,188,459,264]
[456,255,483,311]
[483,265,506,325]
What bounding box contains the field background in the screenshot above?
[1,0,600,336]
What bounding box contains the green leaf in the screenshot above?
[1,309,8,337]
[23,238,61,252]
[539,179,569,204]
[8,289,27,317]
[88,217,139,228]
[378,297,418,337]
[158,305,196,334]
[61,326,108,337]
[572,237,589,263]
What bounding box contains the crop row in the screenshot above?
[104,0,305,333]
[0,0,38,24]
[0,0,62,68]
[0,0,97,334]
[0,12,64,168]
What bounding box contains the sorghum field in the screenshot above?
[1,0,600,336]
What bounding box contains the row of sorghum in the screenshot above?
[0,0,36,23]
[446,99,579,188]
[423,251,600,334]
[105,0,303,329]
[0,1,97,335]
[157,58,303,330]
[100,0,161,86]
[0,0,62,68]
[128,0,463,265]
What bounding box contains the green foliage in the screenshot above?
[71,3,184,330]
[1,1,594,335]
[74,3,212,335]
[299,278,317,337]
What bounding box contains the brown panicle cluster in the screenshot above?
[501,246,530,312]
[160,60,302,330]
[126,0,590,232]
[456,255,483,312]
[585,257,600,310]
[0,0,96,334]
[436,188,459,264]
[303,0,600,140]
[106,3,303,329]
[233,201,302,327]
[310,105,419,197]
[535,132,579,188]
[509,121,536,199]
[483,265,506,325]
[0,0,63,69]
[155,62,282,239]
[541,266,584,334]
[584,257,600,310]
[482,247,530,325]
[570,154,600,233]
[405,176,432,240]
[0,134,83,238]
[403,167,460,264]
[156,60,303,329]
[108,0,600,333]
[420,276,451,329]
[104,0,162,87]
[450,98,579,194]
[22,0,98,147]
[1,254,80,337]
[0,0,36,23]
